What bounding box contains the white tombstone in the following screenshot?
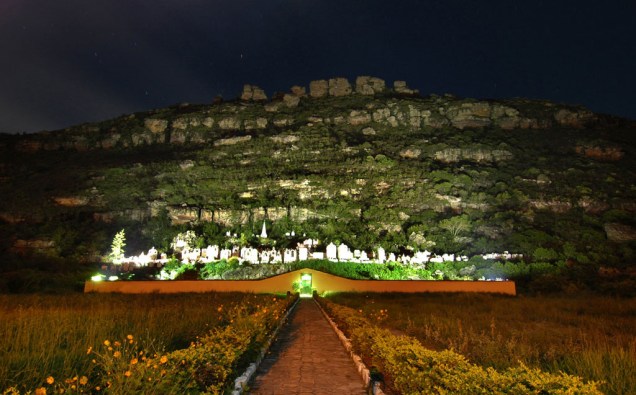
[242,248,250,264]
[148,247,158,260]
[312,252,324,260]
[139,252,151,267]
[376,247,386,263]
[284,249,297,262]
[326,243,338,261]
[260,249,275,264]
[243,248,258,265]
[338,243,351,261]
[353,249,361,258]
[213,245,220,259]
[388,253,396,262]
[174,238,187,252]
[442,253,455,262]
[298,247,309,261]
[412,251,430,265]
[360,251,369,262]
[220,249,231,260]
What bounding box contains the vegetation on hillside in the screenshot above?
[0,90,634,293]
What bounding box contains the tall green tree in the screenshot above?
[109,229,126,263]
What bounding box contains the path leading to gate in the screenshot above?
[248,298,367,395]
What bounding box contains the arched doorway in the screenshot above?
[299,272,313,297]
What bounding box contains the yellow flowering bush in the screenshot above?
[3,294,297,395]
[318,297,603,395]
[97,295,297,394]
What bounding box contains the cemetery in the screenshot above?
[86,223,519,295]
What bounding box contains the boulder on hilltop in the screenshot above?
[394,80,419,95]
[241,84,268,101]
[355,76,386,95]
[328,77,352,96]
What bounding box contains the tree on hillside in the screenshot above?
[439,215,472,239]
[109,229,126,264]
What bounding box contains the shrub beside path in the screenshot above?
[248,298,367,395]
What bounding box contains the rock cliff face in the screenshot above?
[575,144,624,161]
[6,76,605,154]
[604,223,636,242]
[0,76,634,268]
[433,148,513,163]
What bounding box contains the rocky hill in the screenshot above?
[1,76,635,292]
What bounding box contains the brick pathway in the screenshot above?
[248,298,367,395]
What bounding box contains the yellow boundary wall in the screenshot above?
[84,269,516,295]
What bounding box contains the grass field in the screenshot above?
[0,292,281,392]
[325,292,636,395]
[3,291,634,394]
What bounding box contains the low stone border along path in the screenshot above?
[248,298,368,395]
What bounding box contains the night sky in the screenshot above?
[1,0,635,134]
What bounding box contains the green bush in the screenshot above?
[318,298,602,395]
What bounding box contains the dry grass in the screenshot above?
[326,292,636,395]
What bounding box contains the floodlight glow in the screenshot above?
[91,274,104,282]
[108,276,119,281]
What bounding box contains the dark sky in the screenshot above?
[1,0,635,134]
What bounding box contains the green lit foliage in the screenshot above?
[439,214,472,239]
[170,230,199,252]
[108,230,126,263]
[533,247,559,262]
[407,227,436,252]
[199,259,240,279]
